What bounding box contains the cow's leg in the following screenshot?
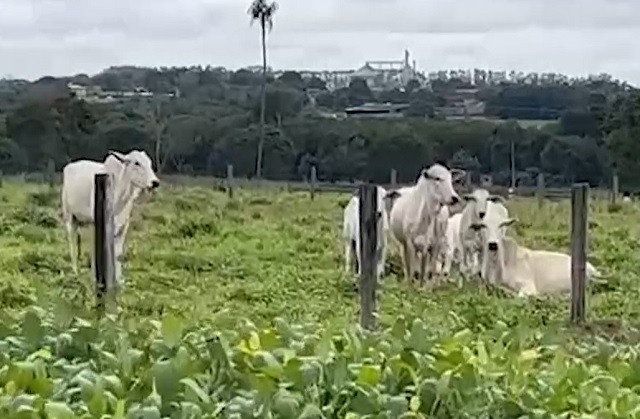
[344,239,353,274]
[459,244,469,276]
[401,241,414,283]
[443,243,453,277]
[354,239,362,276]
[65,218,79,275]
[376,241,386,280]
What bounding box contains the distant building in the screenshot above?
[345,102,409,118]
[67,82,172,103]
[272,49,426,91]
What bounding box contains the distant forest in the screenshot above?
[0,65,639,190]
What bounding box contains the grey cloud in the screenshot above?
[278,0,640,34]
[1,0,640,85]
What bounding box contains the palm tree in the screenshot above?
[248,0,278,178]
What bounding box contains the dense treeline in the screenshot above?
[0,66,638,188]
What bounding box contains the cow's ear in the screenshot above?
[500,218,517,227]
[385,190,401,200]
[108,150,127,163]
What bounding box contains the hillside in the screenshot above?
[0,66,638,188]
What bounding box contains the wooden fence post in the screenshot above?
[47,159,55,187]
[358,184,378,331]
[94,174,116,312]
[310,166,317,201]
[570,183,588,324]
[390,169,397,187]
[536,173,545,208]
[226,164,234,199]
[611,173,619,205]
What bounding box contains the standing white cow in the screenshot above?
[61,150,160,284]
[470,208,600,296]
[342,186,394,280]
[459,188,505,278]
[387,164,465,285]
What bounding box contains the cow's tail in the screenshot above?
[586,262,605,283]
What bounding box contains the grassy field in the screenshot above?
[2,181,640,417]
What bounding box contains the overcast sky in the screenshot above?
[2,0,640,85]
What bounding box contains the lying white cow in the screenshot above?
[459,188,505,277]
[438,212,463,276]
[388,164,464,285]
[61,150,160,283]
[342,186,394,279]
[471,204,600,296]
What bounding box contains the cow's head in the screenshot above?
[463,188,505,220]
[108,150,160,191]
[419,164,465,206]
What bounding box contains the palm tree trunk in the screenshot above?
[256,18,268,178]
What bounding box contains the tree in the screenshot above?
[248,0,278,178]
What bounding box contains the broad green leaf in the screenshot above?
[391,316,406,340]
[409,396,420,412]
[436,370,452,396]
[248,331,261,351]
[21,310,44,346]
[153,360,180,402]
[388,395,408,416]
[357,364,381,387]
[519,349,540,363]
[135,406,161,419]
[298,404,324,419]
[44,401,74,419]
[113,399,126,419]
[255,350,284,378]
[407,319,428,352]
[180,377,210,404]
[273,390,300,418]
[160,314,183,348]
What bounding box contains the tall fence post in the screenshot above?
[536,173,545,208]
[358,184,378,331]
[611,173,619,205]
[390,169,397,188]
[570,183,588,325]
[226,164,234,199]
[310,166,317,201]
[47,159,55,187]
[94,174,116,312]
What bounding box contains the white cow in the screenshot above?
[468,200,512,284]
[459,188,505,278]
[342,186,394,279]
[438,212,463,276]
[387,164,465,285]
[471,205,600,296]
[61,150,160,284]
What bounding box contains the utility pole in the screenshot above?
[510,139,516,189]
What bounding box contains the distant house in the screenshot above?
[345,102,409,118]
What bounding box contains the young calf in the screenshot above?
[342,186,395,280]
[458,188,505,278]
